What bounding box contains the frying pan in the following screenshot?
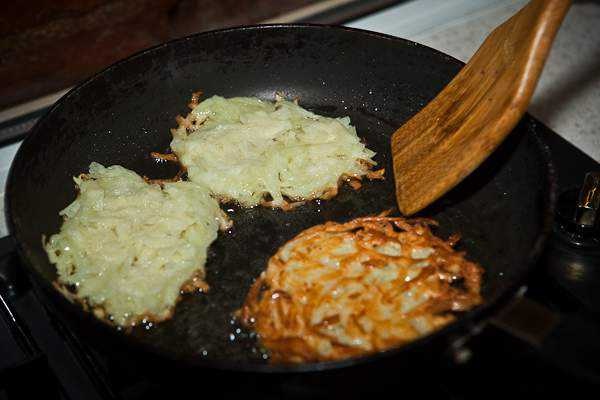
[4,24,555,372]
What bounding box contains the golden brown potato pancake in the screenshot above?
[240,216,483,363]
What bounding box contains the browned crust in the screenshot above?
[260,198,305,211]
[143,173,185,186]
[53,267,210,329]
[239,216,483,363]
[366,168,385,180]
[150,151,179,162]
[253,169,386,211]
[180,270,210,294]
[175,114,190,129]
[50,163,211,328]
[347,179,362,190]
[188,91,203,109]
[208,169,384,211]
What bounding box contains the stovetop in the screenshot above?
[1,122,599,399]
[1,1,600,396]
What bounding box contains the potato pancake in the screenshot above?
[44,163,227,326]
[240,216,483,363]
[170,95,378,208]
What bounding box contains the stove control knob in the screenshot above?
[575,172,600,228]
[556,172,600,248]
[546,172,600,314]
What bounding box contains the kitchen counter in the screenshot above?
[348,0,600,162]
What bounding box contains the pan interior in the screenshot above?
[7,25,549,366]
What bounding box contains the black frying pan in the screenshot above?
[5,24,555,372]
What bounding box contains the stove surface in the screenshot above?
[1,123,599,399]
[2,1,600,397]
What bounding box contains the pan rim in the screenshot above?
[5,23,557,373]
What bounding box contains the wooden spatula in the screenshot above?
[392,0,571,215]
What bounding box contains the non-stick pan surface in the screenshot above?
[6,25,554,371]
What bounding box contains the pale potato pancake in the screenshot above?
[170,95,379,208]
[240,216,483,363]
[44,163,227,327]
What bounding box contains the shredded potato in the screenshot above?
[44,163,227,326]
[241,216,483,363]
[170,95,377,207]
